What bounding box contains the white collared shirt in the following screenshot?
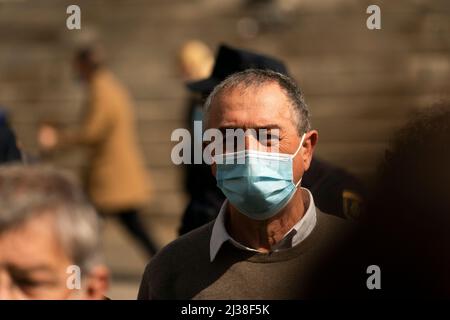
[209,188,317,262]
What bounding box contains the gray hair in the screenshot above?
[203,69,311,135]
[0,164,101,272]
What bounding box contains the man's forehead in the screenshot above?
[0,213,70,268]
[210,82,292,127]
[214,81,288,105]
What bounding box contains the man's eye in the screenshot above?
[14,277,41,288]
[259,135,279,145]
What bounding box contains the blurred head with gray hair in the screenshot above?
[0,165,109,300]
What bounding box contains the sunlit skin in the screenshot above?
[207,82,318,253]
[0,212,109,300]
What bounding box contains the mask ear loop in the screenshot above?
[292,133,306,159]
[294,133,307,188]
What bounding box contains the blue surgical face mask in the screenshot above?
[215,134,306,220]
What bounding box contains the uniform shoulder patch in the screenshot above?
[342,190,363,220]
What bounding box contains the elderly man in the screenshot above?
[0,165,109,299]
[179,45,365,237]
[138,69,349,299]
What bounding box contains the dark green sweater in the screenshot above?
[138,209,351,299]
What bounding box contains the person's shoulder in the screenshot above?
[165,220,213,254]
[145,221,214,271]
[91,69,123,93]
[315,208,357,240]
[138,221,214,299]
[317,208,346,223]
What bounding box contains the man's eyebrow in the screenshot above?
[219,124,281,130]
[8,264,55,275]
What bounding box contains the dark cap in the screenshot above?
[186,44,288,94]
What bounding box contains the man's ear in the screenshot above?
[301,130,319,172]
[84,265,110,300]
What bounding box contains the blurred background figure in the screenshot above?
[37,47,157,258]
[0,107,21,164]
[302,155,365,220]
[177,40,214,139]
[0,165,109,300]
[178,40,214,82]
[177,41,222,235]
[366,102,450,297]
[305,102,450,298]
[178,43,366,235]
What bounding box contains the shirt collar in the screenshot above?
[209,188,317,262]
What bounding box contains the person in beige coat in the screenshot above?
[39,47,157,257]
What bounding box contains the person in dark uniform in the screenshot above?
[0,108,22,164]
[178,44,365,235]
[176,42,220,235]
[302,157,365,220]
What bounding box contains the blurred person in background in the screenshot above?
[37,47,157,257]
[178,40,214,82]
[178,44,365,236]
[0,107,22,164]
[304,102,450,298]
[177,41,223,235]
[0,165,109,300]
[366,102,450,297]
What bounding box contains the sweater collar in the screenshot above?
[209,188,317,262]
